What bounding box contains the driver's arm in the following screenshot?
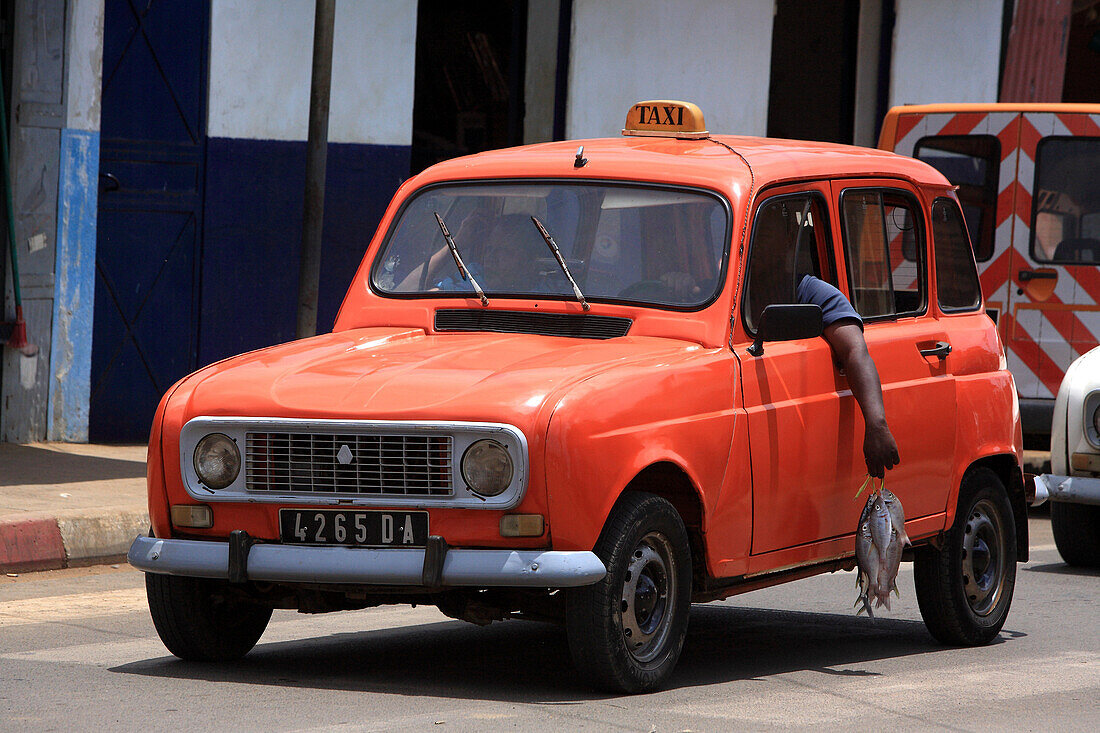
[822,321,900,478]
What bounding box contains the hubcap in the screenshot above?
[961,498,1008,617]
[619,532,677,663]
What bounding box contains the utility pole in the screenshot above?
[296,0,336,338]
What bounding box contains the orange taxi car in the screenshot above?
[130,101,1027,693]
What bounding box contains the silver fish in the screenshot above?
[854,489,909,616]
[854,518,879,618]
[853,494,879,618]
[869,494,893,568]
[866,493,893,550]
[880,487,910,547]
[874,526,904,610]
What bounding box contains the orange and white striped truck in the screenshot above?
[880,103,1100,444]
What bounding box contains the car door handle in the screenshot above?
[1018,270,1056,282]
[919,341,952,359]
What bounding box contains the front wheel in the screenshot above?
[914,467,1017,645]
[565,492,692,693]
[146,573,272,661]
[1051,500,1100,567]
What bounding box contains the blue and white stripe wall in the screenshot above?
[200,0,417,364]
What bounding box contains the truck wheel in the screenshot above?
[1051,501,1100,568]
[146,573,272,661]
[565,492,692,693]
[914,467,1017,646]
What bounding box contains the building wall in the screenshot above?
[890,0,1004,106]
[1,0,1018,442]
[565,0,774,139]
[1,0,102,443]
[200,0,417,364]
[523,0,560,144]
[47,0,103,441]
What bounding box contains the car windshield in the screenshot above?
[371,182,730,308]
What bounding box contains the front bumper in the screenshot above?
[128,535,606,588]
[1030,474,1100,507]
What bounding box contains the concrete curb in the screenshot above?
[0,509,148,573]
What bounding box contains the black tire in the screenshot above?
[1051,501,1100,568]
[146,573,272,661]
[914,467,1017,646]
[565,492,692,693]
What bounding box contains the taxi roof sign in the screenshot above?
[622,100,708,139]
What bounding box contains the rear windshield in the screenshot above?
[371,182,731,309]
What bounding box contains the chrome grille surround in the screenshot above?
[179,418,529,509]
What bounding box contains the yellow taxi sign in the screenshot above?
[622,100,708,139]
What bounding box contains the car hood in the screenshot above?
[180,327,706,426]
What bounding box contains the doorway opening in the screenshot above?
[767,0,860,144]
[1063,1,1100,103]
[410,0,527,174]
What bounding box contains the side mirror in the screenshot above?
[747,304,823,356]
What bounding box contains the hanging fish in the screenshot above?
[854,493,879,618]
[852,477,908,616]
[874,525,904,610]
[880,486,910,547]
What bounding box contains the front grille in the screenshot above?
[245,432,453,496]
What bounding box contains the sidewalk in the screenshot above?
[0,442,148,573]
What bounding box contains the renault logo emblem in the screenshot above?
[337,444,354,465]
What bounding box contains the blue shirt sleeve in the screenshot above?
[433,263,485,291]
[797,275,863,330]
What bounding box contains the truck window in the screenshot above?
[743,192,836,333]
[1031,137,1100,265]
[914,135,999,262]
[932,198,982,312]
[840,189,927,320]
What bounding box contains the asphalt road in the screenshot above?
[1,513,1097,732]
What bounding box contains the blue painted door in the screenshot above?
[91,0,209,442]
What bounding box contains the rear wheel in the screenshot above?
[146,573,272,661]
[914,467,1017,645]
[565,492,692,693]
[1051,501,1100,568]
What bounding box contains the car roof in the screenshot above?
[418,134,951,193]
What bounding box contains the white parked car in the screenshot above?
[1033,346,1100,567]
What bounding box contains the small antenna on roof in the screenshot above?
[574,146,588,168]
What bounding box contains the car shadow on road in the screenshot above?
[109,603,1021,701]
[1023,561,1100,577]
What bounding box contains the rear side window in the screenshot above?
[840,189,926,320]
[1031,137,1100,265]
[932,198,982,312]
[743,192,836,333]
[914,135,1000,262]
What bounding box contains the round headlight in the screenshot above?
[461,440,514,496]
[1093,403,1100,440]
[194,433,240,489]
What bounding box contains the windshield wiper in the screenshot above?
[530,216,590,311]
[434,211,488,306]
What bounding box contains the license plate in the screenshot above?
[279,509,428,547]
